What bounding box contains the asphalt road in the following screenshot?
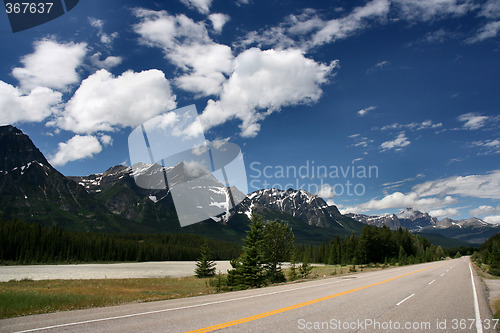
[1,257,495,333]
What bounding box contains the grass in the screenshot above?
[0,276,215,319]
[0,263,396,319]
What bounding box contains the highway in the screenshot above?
[1,257,495,333]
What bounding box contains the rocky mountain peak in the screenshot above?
[0,125,49,171]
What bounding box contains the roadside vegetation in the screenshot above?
[0,218,241,264]
[2,215,460,318]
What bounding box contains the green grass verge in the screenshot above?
[0,276,215,319]
[1,264,397,319]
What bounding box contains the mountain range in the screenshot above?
[1,125,497,246]
[348,208,500,245]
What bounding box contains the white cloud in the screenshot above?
[357,105,377,116]
[199,48,337,137]
[380,132,410,151]
[0,81,61,125]
[90,52,122,70]
[367,60,390,73]
[100,134,113,146]
[89,17,118,45]
[49,135,103,166]
[134,9,233,96]
[457,112,489,129]
[179,0,212,14]
[470,205,500,217]
[316,184,335,199]
[413,169,500,199]
[54,69,176,133]
[480,0,500,19]
[379,120,443,131]
[209,13,230,33]
[342,191,457,213]
[429,208,460,218]
[392,0,476,22]
[311,0,390,47]
[238,0,389,50]
[471,139,500,155]
[11,39,87,92]
[468,21,500,42]
[173,43,233,96]
[484,215,500,224]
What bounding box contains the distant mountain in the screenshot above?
[348,207,500,245]
[1,126,363,244]
[0,125,127,232]
[348,208,437,231]
[3,125,493,246]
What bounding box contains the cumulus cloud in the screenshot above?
[53,69,176,133]
[199,48,337,137]
[134,9,233,96]
[11,39,87,92]
[457,112,489,130]
[380,132,410,151]
[209,13,230,33]
[179,0,212,14]
[344,170,500,214]
[49,135,103,166]
[342,191,457,213]
[429,208,460,218]
[316,184,335,199]
[90,52,122,70]
[485,215,500,224]
[413,169,500,199]
[357,106,377,116]
[0,81,61,125]
[470,204,500,217]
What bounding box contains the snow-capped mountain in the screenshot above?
[237,188,362,231]
[71,162,246,223]
[347,208,437,231]
[348,208,500,245]
[0,125,124,232]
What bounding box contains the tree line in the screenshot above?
[472,232,500,276]
[196,217,452,291]
[0,218,241,264]
[295,225,448,266]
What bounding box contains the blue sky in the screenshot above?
[1,0,499,222]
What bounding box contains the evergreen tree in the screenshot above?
[288,250,298,281]
[262,220,295,283]
[195,240,216,278]
[226,215,265,289]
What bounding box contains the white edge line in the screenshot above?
[469,263,483,333]
[396,293,415,306]
[13,277,346,333]
[12,264,425,333]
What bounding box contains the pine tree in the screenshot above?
[195,240,216,278]
[226,215,265,288]
[262,220,295,283]
[288,250,298,281]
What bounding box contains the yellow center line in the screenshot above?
[185,263,445,333]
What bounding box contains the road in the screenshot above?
[1,257,495,333]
